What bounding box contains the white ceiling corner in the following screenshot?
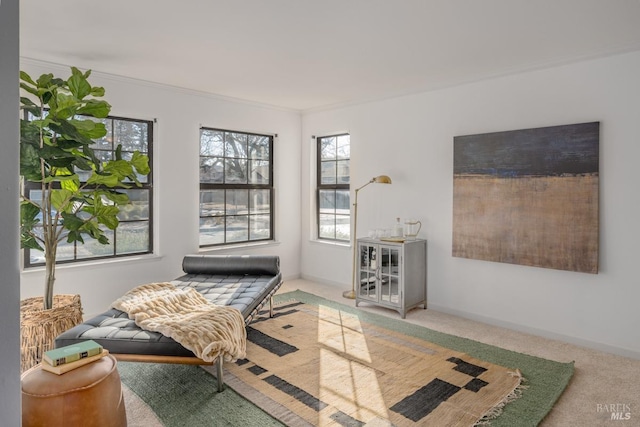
[19,0,640,112]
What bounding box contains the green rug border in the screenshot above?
[276,290,574,427]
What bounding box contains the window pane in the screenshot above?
[225,132,248,158]
[200,157,223,183]
[320,137,336,160]
[55,236,75,261]
[227,215,249,242]
[226,190,248,215]
[200,190,225,216]
[336,190,350,213]
[249,160,270,184]
[96,149,114,162]
[319,190,336,214]
[225,158,248,183]
[321,161,336,185]
[250,189,270,214]
[77,229,114,259]
[200,217,224,245]
[115,119,148,152]
[336,214,351,241]
[249,135,270,160]
[117,190,149,220]
[27,190,47,215]
[28,227,46,264]
[337,135,350,159]
[319,214,336,239]
[250,214,270,240]
[200,129,224,156]
[116,221,149,254]
[337,160,350,184]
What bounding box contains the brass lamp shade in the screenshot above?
[372,175,392,184]
[343,175,392,299]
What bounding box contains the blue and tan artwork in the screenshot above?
[453,122,599,273]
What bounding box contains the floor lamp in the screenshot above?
[343,175,392,299]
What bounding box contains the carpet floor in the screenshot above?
[120,290,573,426]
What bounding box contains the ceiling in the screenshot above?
[19,0,640,112]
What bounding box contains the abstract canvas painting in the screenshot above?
[452,122,599,273]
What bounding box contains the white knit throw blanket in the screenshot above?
[112,282,247,363]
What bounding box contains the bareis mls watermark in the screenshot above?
[597,403,632,421]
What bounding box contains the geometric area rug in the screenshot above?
[225,296,524,426]
[119,290,574,427]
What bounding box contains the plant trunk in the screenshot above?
[44,246,56,310]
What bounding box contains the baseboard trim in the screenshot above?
[429,303,640,361]
[299,273,348,289]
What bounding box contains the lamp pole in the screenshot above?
[343,175,392,299]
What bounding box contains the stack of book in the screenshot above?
[41,340,109,375]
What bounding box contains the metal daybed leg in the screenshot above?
[217,355,224,392]
[269,296,274,318]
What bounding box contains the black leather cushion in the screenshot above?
[171,272,281,316]
[55,255,281,357]
[55,308,195,357]
[182,255,280,276]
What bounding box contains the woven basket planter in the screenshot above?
[20,294,83,373]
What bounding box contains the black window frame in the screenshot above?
[316,133,351,242]
[23,115,154,268]
[199,127,275,247]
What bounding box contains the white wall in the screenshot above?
[0,0,22,423]
[20,60,302,317]
[301,51,640,358]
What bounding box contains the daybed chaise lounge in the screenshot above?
[55,254,282,392]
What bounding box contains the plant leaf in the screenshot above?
[67,71,91,100]
[70,118,107,139]
[61,212,85,231]
[102,191,130,205]
[20,71,37,86]
[21,232,43,251]
[87,172,120,187]
[131,151,151,175]
[66,230,86,245]
[19,82,40,98]
[55,92,78,119]
[20,201,41,226]
[76,99,111,118]
[50,188,74,212]
[104,159,133,180]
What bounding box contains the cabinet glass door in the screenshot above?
[358,243,377,300]
[379,246,400,306]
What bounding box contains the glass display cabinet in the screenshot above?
[355,238,427,318]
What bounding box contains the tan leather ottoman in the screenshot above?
[21,354,127,427]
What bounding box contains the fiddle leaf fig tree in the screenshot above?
[20,67,150,310]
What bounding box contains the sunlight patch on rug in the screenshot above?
[226,300,523,426]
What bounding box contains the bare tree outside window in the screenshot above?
[317,134,350,241]
[199,128,274,246]
[23,116,154,267]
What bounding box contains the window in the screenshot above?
[199,128,274,246]
[23,116,154,267]
[317,134,350,241]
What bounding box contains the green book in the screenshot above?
[43,340,103,367]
